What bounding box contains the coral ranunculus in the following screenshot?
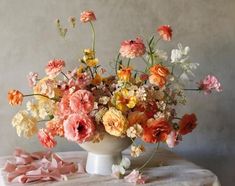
[63,113,95,143]
[149,64,170,88]
[45,59,65,77]
[179,113,197,135]
[69,90,94,114]
[38,129,57,148]
[119,37,146,59]
[80,10,96,23]
[102,107,128,137]
[8,90,24,106]
[142,118,171,143]
[157,25,173,41]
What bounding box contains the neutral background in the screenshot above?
[0,0,234,185]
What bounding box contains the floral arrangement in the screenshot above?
[7,10,222,184]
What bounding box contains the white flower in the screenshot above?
[155,49,168,61]
[120,157,131,169]
[126,124,143,138]
[171,43,190,63]
[112,165,125,178]
[131,145,145,157]
[154,112,165,119]
[99,96,110,105]
[136,86,147,101]
[26,101,40,119]
[157,101,166,111]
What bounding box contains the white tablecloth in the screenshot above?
[0,149,220,186]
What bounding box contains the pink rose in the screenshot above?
[27,72,38,87]
[166,130,182,148]
[80,10,96,23]
[69,90,94,114]
[63,113,95,143]
[124,169,148,184]
[38,129,57,148]
[45,59,65,77]
[198,75,222,95]
[119,37,146,59]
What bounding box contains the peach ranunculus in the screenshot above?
[45,59,65,77]
[128,111,148,126]
[157,25,173,41]
[179,113,197,135]
[46,119,64,137]
[149,64,170,88]
[80,10,96,23]
[69,90,94,114]
[63,113,95,143]
[142,118,171,143]
[102,107,129,137]
[119,37,146,59]
[38,128,57,148]
[117,67,132,82]
[8,90,24,106]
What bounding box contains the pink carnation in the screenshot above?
[124,169,148,184]
[119,37,146,59]
[166,130,182,148]
[45,59,65,77]
[198,75,222,95]
[69,90,94,114]
[58,93,73,119]
[63,113,95,143]
[38,129,57,149]
[80,10,96,23]
[27,72,38,87]
[157,25,173,41]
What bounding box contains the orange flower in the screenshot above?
[80,10,96,23]
[179,113,197,135]
[92,74,102,85]
[157,25,173,41]
[46,120,64,137]
[149,64,170,87]
[117,67,132,82]
[7,90,24,106]
[128,111,148,126]
[142,118,171,143]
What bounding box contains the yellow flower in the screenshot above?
[84,48,95,59]
[102,107,128,137]
[112,89,138,112]
[77,65,84,75]
[12,110,38,138]
[117,67,132,82]
[86,58,99,67]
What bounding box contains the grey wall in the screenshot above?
[0,0,234,185]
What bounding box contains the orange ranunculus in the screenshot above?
[157,25,173,41]
[142,118,171,143]
[149,64,170,87]
[117,67,132,82]
[128,111,148,126]
[179,113,197,135]
[7,90,24,106]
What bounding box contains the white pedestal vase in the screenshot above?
[79,132,132,175]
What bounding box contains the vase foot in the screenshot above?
[86,152,122,175]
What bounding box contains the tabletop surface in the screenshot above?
[0,149,220,186]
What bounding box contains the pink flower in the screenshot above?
[58,93,73,119]
[45,59,65,77]
[166,130,182,148]
[80,10,96,23]
[198,75,222,95]
[124,169,148,184]
[69,90,94,114]
[119,37,146,59]
[38,129,57,148]
[157,25,173,41]
[27,72,38,87]
[63,113,95,143]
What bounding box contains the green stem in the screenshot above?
[138,143,160,171]
[24,94,58,101]
[127,58,131,67]
[184,88,200,91]
[115,53,121,75]
[88,66,94,79]
[61,71,69,80]
[130,137,137,146]
[89,21,96,53]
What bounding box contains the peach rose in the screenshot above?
[128,111,148,126]
[157,25,173,41]
[179,113,197,135]
[142,118,171,143]
[149,64,170,88]
[38,129,57,148]
[8,90,24,106]
[45,59,65,77]
[102,107,128,137]
[80,10,96,23]
[63,113,95,143]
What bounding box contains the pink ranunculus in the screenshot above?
[119,37,146,59]
[80,10,96,23]
[38,129,57,148]
[157,25,173,41]
[166,130,182,148]
[27,72,38,87]
[69,90,94,114]
[63,113,95,143]
[124,169,148,184]
[45,59,65,77]
[198,75,222,95]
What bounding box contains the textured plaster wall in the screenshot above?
[0,0,234,185]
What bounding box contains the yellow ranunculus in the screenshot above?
[102,107,128,137]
